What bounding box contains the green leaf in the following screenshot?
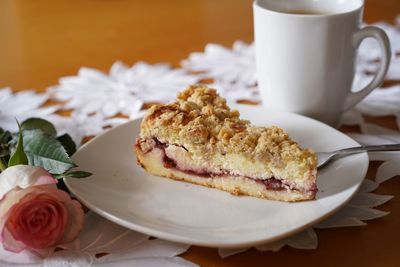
[53,170,92,179]
[8,122,28,167]
[0,128,12,144]
[23,129,76,174]
[21,118,57,137]
[0,148,10,157]
[0,128,12,157]
[51,173,64,179]
[0,158,7,172]
[57,134,77,156]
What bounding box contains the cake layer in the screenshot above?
[135,139,317,202]
[136,137,317,194]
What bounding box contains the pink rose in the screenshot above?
[0,165,84,255]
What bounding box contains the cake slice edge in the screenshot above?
[135,139,317,202]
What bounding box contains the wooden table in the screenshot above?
[1,1,399,266]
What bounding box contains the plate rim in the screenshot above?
[64,105,369,248]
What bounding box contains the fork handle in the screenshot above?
[335,144,400,155]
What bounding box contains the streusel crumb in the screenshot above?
[140,85,317,169]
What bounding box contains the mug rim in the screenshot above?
[253,0,364,18]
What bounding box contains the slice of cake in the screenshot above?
[135,85,317,202]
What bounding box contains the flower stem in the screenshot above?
[0,158,7,172]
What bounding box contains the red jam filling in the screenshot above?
[138,138,317,194]
[151,138,289,191]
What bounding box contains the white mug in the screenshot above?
[253,0,391,126]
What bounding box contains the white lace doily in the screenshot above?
[0,19,399,265]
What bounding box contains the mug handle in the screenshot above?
[343,26,391,111]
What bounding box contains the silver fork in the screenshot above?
[317,144,400,169]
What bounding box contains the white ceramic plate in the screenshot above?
[65,105,369,248]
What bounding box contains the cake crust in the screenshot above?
[142,85,316,163]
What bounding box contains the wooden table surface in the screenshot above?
[1,1,399,266]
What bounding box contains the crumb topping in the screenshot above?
[139,85,317,170]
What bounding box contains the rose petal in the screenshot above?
[0,186,84,253]
[2,190,66,249]
[57,199,84,244]
[0,189,40,241]
[35,175,58,187]
[1,227,27,253]
[0,165,57,200]
[11,199,66,248]
[25,187,84,245]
